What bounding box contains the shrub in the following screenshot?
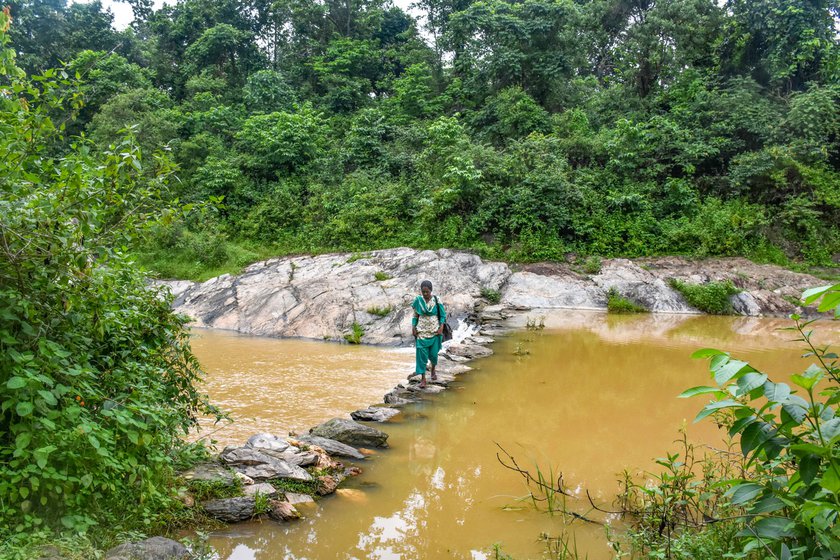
[481,287,502,304]
[581,256,602,275]
[606,288,648,314]
[669,279,740,314]
[0,16,219,548]
[678,283,840,558]
[374,271,392,281]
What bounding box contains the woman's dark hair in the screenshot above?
[420,280,433,291]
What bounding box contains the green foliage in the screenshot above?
[681,283,840,558]
[581,256,601,275]
[606,288,648,314]
[480,288,501,304]
[344,322,365,344]
[186,477,241,502]
[235,105,324,178]
[374,271,392,281]
[269,477,319,496]
[669,279,741,315]
[7,0,840,275]
[366,305,393,317]
[0,12,219,549]
[618,433,744,559]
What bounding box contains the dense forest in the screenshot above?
[7,0,840,277]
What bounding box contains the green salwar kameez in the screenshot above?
[412,295,446,375]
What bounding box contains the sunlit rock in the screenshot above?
[310,418,389,448]
[296,434,367,459]
[351,406,401,422]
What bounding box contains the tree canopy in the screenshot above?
[4,0,840,275]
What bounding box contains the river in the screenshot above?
[189,311,837,559]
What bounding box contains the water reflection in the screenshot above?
[201,313,840,559]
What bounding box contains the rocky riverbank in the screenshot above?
[158,249,826,346]
[103,313,496,559]
[110,249,829,558]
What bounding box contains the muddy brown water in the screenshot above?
[190,313,839,560]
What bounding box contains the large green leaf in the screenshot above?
[763,381,791,403]
[713,359,750,385]
[821,418,840,441]
[799,453,821,484]
[820,467,840,494]
[782,395,809,424]
[678,386,724,398]
[750,494,786,514]
[736,372,768,396]
[740,421,773,456]
[15,402,34,417]
[694,399,746,423]
[739,517,794,539]
[6,376,27,390]
[691,348,726,359]
[727,482,763,505]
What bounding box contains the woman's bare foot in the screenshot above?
[430,370,438,381]
[419,376,427,388]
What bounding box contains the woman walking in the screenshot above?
[411,280,446,388]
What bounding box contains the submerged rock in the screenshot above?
[105,537,189,560]
[351,407,401,422]
[203,497,256,523]
[310,418,389,448]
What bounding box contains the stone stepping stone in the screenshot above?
[351,407,401,422]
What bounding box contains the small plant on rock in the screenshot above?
[344,322,365,344]
[481,287,502,304]
[374,271,392,281]
[606,287,648,314]
[582,255,602,275]
[366,305,393,317]
[668,279,740,314]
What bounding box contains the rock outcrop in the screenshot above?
[156,249,826,345]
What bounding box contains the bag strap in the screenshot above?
[434,296,442,322]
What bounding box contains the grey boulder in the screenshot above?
[220,446,312,481]
[105,537,189,560]
[297,434,366,459]
[310,418,388,448]
[179,462,235,486]
[350,407,401,422]
[203,496,256,523]
[246,433,292,452]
